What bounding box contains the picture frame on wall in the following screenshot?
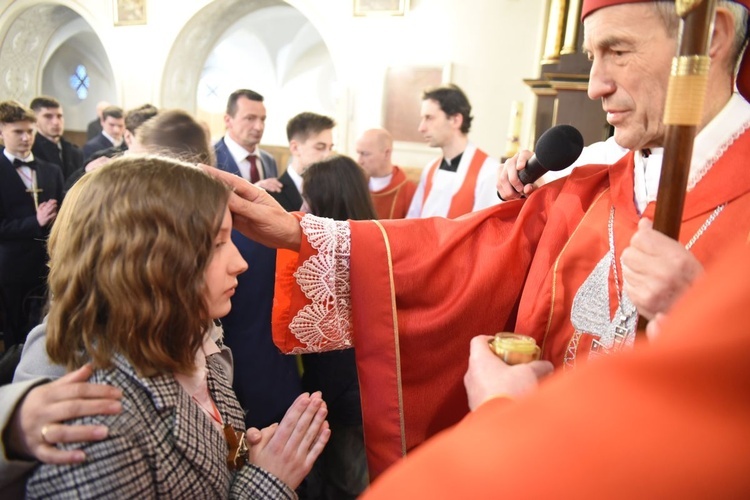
[383,64,451,144]
[353,0,409,17]
[113,0,147,26]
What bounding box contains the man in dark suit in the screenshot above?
[214,89,301,430]
[65,104,158,191]
[82,105,126,163]
[271,112,335,211]
[0,101,63,348]
[85,101,108,140]
[214,89,281,191]
[29,96,83,182]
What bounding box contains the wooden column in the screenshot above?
[524,0,609,147]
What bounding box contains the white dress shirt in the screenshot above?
[224,134,264,181]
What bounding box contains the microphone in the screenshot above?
[517,124,584,185]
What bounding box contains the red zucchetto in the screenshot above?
[581,0,646,20]
[580,0,750,100]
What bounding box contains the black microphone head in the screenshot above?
[534,124,584,172]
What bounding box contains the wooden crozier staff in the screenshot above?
[636,0,718,334]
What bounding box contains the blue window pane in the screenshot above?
[69,64,90,101]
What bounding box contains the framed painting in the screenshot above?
[383,64,451,143]
[114,0,147,26]
[354,0,409,16]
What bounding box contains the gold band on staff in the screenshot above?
[676,0,706,17]
[663,55,710,126]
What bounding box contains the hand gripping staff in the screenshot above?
[636,0,718,335]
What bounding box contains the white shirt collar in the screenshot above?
[369,172,394,192]
[287,165,304,193]
[224,134,264,181]
[692,93,750,171]
[633,93,750,213]
[102,131,123,147]
[224,134,257,163]
[4,150,34,164]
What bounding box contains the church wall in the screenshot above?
[41,29,115,130]
[0,0,549,167]
[283,0,549,165]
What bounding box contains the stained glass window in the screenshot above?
[69,64,90,100]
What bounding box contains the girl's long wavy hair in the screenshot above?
[46,155,230,375]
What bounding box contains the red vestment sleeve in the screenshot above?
[272,247,304,353]
[271,132,750,479]
[347,180,569,477]
[272,165,613,478]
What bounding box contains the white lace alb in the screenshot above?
[288,215,354,354]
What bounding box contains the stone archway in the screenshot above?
[0,4,80,104]
[0,2,115,131]
[161,0,286,112]
[160,0,340,135]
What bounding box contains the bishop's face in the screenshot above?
[583,3,677,150]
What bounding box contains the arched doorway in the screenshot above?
[161,0,339,146]
[0,3,116,134]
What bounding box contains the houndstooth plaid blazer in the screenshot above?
[25,353,296,499]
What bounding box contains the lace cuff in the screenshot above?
[287,215,353,354]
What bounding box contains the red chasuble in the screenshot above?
[370,166,417,219]
[273,128,750,478]
[362,240,750,499]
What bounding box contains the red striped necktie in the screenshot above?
[248,155,260,183]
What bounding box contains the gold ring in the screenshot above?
[41,425,52,445]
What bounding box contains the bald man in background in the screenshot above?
[355,128,416,219]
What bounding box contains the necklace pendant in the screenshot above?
[224,423,249,471]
